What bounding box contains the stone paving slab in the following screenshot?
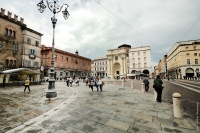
[2,82,199,133]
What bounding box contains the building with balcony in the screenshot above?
[92,56,108,78]
[128,46,152,79]
[41,45,92,79]
[0,8,42,82]
[167,39,200,79]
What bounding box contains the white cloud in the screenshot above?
[0,0,200,68]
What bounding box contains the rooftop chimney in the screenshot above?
[8,11,12,19]
[1,8,5,16]
[20,17,24,24]
[14,14,18,22]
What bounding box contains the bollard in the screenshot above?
[131,81,134,89]
[172,93,183,118]
[114,80,115,85]
[122,80,124,87]
[141,83,145,93]
[154,90,157,101]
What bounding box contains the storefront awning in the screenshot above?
[0,68,40,75]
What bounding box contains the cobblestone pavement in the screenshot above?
[2,81,199,133]
[110,79,200,120]
[0,81,73,133]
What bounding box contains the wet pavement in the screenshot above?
[0,80,199,133]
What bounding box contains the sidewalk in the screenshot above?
[4,82,199,133]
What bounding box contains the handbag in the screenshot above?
[102,81,105,85]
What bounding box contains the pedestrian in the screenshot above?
[90,77,95,91]
[85,77,88,86]
[24,78,30,92]
[66,77,69,87]
[98,77,104,91]
[153,75,163,102]
[69,77,73,87]
[95,77,99,91]
[143,78,149,91]
[75,77,79,86]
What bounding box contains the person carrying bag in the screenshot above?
[153,75,163,102]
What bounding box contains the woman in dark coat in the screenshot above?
[154,75,163,102]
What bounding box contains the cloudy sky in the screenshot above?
[1,0,200,68]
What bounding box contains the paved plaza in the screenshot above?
[0,81,199,133]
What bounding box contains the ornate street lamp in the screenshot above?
[37,0,70,99]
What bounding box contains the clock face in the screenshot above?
[41,66,44,71]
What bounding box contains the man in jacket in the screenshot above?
[143,78,149,92]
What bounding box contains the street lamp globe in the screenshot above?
[37,0,46,13]
[62,7,70,20]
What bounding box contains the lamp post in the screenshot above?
[37,0,70,99]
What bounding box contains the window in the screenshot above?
[23,60,31,67]
[195,59,198,64]
[66,57,68,60]
[29,49,35,55]
[61,56,63,59]
[33,61,39,67]
[132,53,134,56]
[193,46,196,50]
[4,28,8,35]
[144,62,147,67]
[45,54,47,57]
[11,31,15,37]
[187,59,190,65]
[143,52,146,56]
[115,56,118,60]
[132,58,135,62]
[144,57,146,61]
[186,47,189,50]
[0,41,4,49]
[13,44,18,51]
[60,72,63,76]
[138,58,140,62]
[13,60,16,66]
[133,63,135,68]
[194,53,197,56]
[35,41,39,47]
[116,71,119,74]
[138,63,141,67]
[27,38,31,44]
[186,53,189,57]
[8,30,11,36]
[138,52,140,56]
[55,55,57,58]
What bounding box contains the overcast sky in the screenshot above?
[1,0,200,68]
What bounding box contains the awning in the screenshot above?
[0,68,40,75]
[6,57,17,60]
[127,73,136,76]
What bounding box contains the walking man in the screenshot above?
[143,77,149,92]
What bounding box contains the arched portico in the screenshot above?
[185,68,194,78]
[113,63,120,78]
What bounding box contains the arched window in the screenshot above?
[9,60,13,66]
[13,60,16,66]
[4,28,8,35]
[8,30,12,36]
[11,31,15,37]
[5,59,9,66]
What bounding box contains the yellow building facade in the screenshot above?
[167,39,200,79]
[107,44,131,78]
